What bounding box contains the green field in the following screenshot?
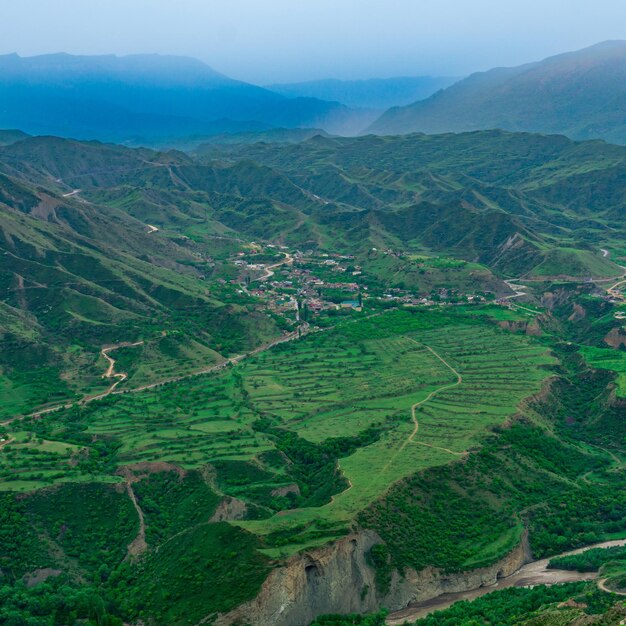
[581,345,626,397]
[2,309,555,557]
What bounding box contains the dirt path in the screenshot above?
[608,279,626,296]
[501,280,541,314]
[3,325,310,428]
[382,342,465,473]
[86,341,144,401]
[503,279,529,300]
[0,436,14,449]
[127,325,307,394]
[123,476,148,560]
[598,578,626,596]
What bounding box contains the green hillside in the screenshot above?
[3,129,626,626]
[0,147,281,418]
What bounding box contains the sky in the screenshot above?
[1,0,626,84]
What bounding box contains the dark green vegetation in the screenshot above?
[311,613,388,626]
[122,522,271,625]
[370,40,626,145]
[550,546,626,572]
[411,583,623,625]
[2,127,626,625]
[0,577,124,626]
[315,584,626,625]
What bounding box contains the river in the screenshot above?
[387,538,626,624]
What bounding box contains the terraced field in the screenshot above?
[240,317,554,550]
[1,309,555,555]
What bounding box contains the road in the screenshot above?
[4,325,310,427]
[503,279,528,300]
[254,252,294,282]
[608,277,626,298]
[91,341,145,399]
[598,577,626,596]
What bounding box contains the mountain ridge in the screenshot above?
[0,53,365,142]
[266,76,459,111]
[369,41,626,144]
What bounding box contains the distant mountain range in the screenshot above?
[5,42,626,147]
[369,41,626,144]
[0,53,370,142]
[266,76,459,111]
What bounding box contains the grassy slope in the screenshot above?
[0,150,281,418]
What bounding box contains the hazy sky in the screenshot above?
[1,0,626,84]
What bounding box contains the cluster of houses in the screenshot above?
[230,245,499,323]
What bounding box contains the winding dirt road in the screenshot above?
[254,252,294,282]
[3,325,310,428]
[87,341,145,401]
[598,578,626,597]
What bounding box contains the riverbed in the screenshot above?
[387,538,626,624]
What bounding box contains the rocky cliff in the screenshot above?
[213,530,532,626]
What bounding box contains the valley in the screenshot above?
[2,127,626,626]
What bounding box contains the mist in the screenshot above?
[1,0,626,83]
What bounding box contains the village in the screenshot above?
[226,243,497,326]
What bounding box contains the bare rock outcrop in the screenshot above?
[498,320,542,336]
[210,497,248,523]
[213,530,531,626]
[271,484,301,498]
[604,327,626,349]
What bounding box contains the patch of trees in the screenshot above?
[549,546,626,572]
[411,582,605,625]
